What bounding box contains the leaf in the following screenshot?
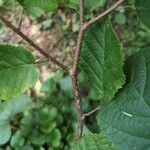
[0,44,39,100]
[41,71,63,95]
[18,0,107,16]
[72,133,117,150]
[80,19,125,101]
[0,120,11,145]
[19,0,59,17]
[135,0,150,29]
[52,132,61,148]
[38,107,57,123]
[0,0,4,6]
[10,130,25,148]
[84,0,107,12]
[59,76,72,92]
[114,12,126,25]
[40,122,56,134]
[1,94,34,117]
[59,76,73,98]
[30,131,46,146]
[48,129,62,148]
[16,0,23,5]
[41,78,57,95]
[0,95,33,144]
[66,0,78,10]
[66,0,107,13]
[128,0,135,4]
[97,48,150,150]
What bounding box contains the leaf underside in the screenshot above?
[97,48,150,150]
[80,19,125,101]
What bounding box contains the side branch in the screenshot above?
[0,15,68,72]
[84,0,124,29]
[83,106,100,118]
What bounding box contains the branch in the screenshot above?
[71,0,85,140]
[71,0,124,140]
[0,15,68,72]
[83,106,100,118]
[84,0,124,29]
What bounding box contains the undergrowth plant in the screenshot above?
[0,0,150,149]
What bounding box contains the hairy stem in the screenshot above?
[71,0,124,139]
[0,15,68,72]
[71,0,85,140]
[71,28,84,140]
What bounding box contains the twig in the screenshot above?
[83,106,100,118]
[71,0,85,140]
[71,0,124,140]
[84,0,124,29]
[18,7,24,29]
[0,15,68,72]
[116,5,135,11]
[35,59,49,64]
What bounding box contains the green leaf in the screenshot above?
[2,95,34,117]
[72,133,117,150]
[114,12,126,25]
[10,130,25,148]
[38,107,57,123]
[0,0,4,6]
[19,0,59,17]
[30,131,46,146]
[84,0,107,12]
[97,48,150,150]
[59,76,72,92]
[0,44,39,100]
[41,78,57,95]
[0,95,33,144]
[128,0,135,4]
[135,0,150,29]
[66,0,78,11]
[80,19,125,101]
[48,129,62,148]
[40,122,56,134]
[67,0,107,13]
[59,76,73,98]
[16,0,23,5]
[0,120,11,145]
